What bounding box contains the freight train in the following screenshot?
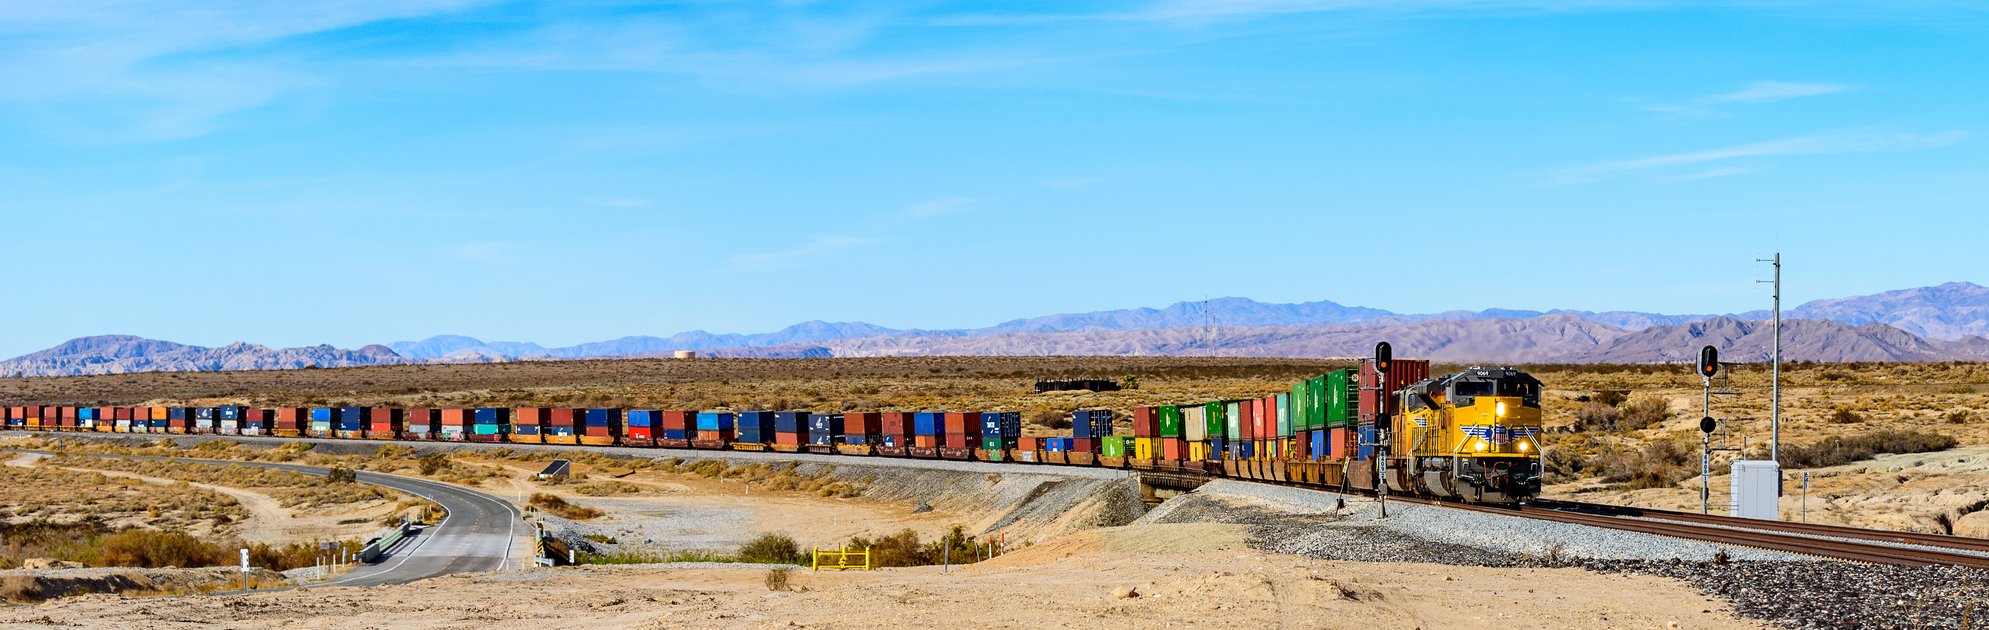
[0,357,1545,503]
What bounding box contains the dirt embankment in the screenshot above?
[0,567,290,603]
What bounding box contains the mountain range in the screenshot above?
[5,282,1988,377]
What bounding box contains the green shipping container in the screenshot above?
[982,437,1006,450]
[1307,377,1327,430]
[1101,435,1127,457]
[1275,393,1291,437]
[472,424,503,435]
[1204,402,1224,437]
[1225,402,1243,440]
[1158,405,1183,437]
[1325,369,1356,428]
[1291,382,1311,432]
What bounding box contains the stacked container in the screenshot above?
[76,407,97,432]
[190,407,213,434]
[112,407,133,433]
[772,411,808,450]
[1159,405,1185,463]
[368,408,402,440]
[941,412,980,458]
[1100,435,1127,458]
[57,406,76,431]
[336,407,368,439]
[1130,407,1158,461]
[978,412,1020,451]
[660,411,693,447]
[1071,410,1113,438]
[581,409,619,446]
[217,406,241,435]
[807,413,843,448]
[403,408,435,440]
[737,411,777,445]
[242,408,269,436]
[1183,405,1209,461]
[910,412,942,456]
[167,408,189,434]
[878,412,911,452]
[545,408,580,445]
[148,407,168,433]
[308,408,334,437]
[274,408,304,437]
[440,408,470,441]
[624,410,658,446]
[470,408,509,443]
[1358,359,1430,462]
[694,412,735,448]
[511,408,547,444]
[842,412,881,446]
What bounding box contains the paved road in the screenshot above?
[11,448,520,587]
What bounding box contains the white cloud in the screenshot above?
[729,236,875,270]
[1644,81,1851,117]
[1552,130,1965,184]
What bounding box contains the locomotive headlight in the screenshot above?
[1473,440,1487,452]
[1518,440,1531,452]
[1496,401,1507,418]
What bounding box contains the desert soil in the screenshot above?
[0,522,1761,629]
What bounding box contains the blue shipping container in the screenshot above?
[1072,410,1113,438]
[626,410,655,427]
[170,408,189,421]
[695,412,734,432]
[547,424,574,436]
[980,412,1023,438]
[337,407,365,430]
[80,408,97,421]
[515,423,542,435]
[808,414,842,445]
[842,433,869,446]
[738,412,777,442]
[661,429,689,440]
[473,408,502,424]
[219,407,241,420]
[195,408,214,421]
[772,411,807,434]
[310,408,332,422]
[1310,430,1328,461]
[1357,425,1375,459]
[912,412,942,436]
[1209,438,1226,460]
[585,409,617,426]
[878,434,898,447]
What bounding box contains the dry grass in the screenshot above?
[527,493,603,520]
[0,465,247,535]
[44,455,394,510]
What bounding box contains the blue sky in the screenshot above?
[2,1,1986,357]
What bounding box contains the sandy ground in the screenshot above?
[0,522,1760,629]
[1549,447,1989,534]
[483,460,971,551]
[5,453,400,545]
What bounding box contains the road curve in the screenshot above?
[10,449,521,587]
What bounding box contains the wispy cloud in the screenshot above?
[903,197,983,217]
[1644,81,1851,117]
[729,236,875,271]
[1551,130,1965,184]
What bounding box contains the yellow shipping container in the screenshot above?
[1133,437,1156,460]
[1188,441,1209,462]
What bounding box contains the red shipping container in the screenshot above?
[1330,428,1351,459]
[1017,437,1040,451]
[845,412,882,437]
[773,431,801,446]
[627,424,654,442]
[549,408,578,426]
[912,434,938,448]
[275,407,305,430]
[441,408,470,426]
[881,412,911,437]
[1241,400,1258,440]
[1132,407,1157,437]
[1072,437,1096,453]
[514,407,546,427]
[1162,438,1184,461]
[369,408,400,433]
[1359,359,1431,423]
[584,425,612,436]
[943,432,975,449]
[943,412,980,436]
[113,407,131,421]
[661,411,692,432]
[1261,395,1276,438]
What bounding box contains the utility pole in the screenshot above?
[1757,252,1781,464]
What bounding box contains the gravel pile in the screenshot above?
[1163,481,1989,630]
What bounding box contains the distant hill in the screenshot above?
[0,335,402,377]
[9,282,1989,377]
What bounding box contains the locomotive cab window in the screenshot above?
[1496,379,1542,407]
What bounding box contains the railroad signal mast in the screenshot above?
[1373,341,1392,518]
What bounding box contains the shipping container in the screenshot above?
[1358,360,1429,424]
[1182,405,1207,442]
[1071,410,1114,438]
[911,412,942,436]
[624,410,657,445]
[943,432,977,449]
[1275,393,1291,437]
[1072,437,1096,453]
[1133,437,1156,460]
[842,412,881,445]
[807,413,842,445]
[658,410,691,433]
[273,407,305,437]
[1356,424,1375,459]
[1100,435,1126,458]
[509,408,546,443]
[235,408,265,436]
[736,411,777,443]
[1158,406,1183,438]
[1131,407,1157,437]
[191,407,214,434]
[943,412,979,437]
[1162,437,1184,462]
[336,407,368,438]
[1190,440,1211,462]
[166,408,189,434]
[1326,369,1356,428]
[978,412,1021,439]
[880,412,911,439]
[580,409,619,445]
[307,408,333,437]
[542,408,578,444]
[401,408,434,440]
[368,408,403,440]
[1225,402,1242,441]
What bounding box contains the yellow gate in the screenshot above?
[812,545,871,571]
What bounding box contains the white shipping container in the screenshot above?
[1729,460,1781,520]
[1183,406,1208,441]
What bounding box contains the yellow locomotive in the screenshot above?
[1388,366,1544,503]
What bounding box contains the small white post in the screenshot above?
[240,548,249,594]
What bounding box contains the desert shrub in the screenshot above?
[1573,402,1620,431]
[574,480,643,496]
[418,454,449,475]
[1944,410,1973,424]
[326,467,358,483]
[1828,408,1863,424]
[764,567,792,591]
[527,493,603,520]
[1781,430,1958,469]
[1593,440,1694,490]
[1030,410,1071,430]
[1617,396,1670,431]
[1592,389,1630,408]
[841,526,986,568]
[737,533,807,565]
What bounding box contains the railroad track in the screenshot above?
[1534,498,1989,556]
[1434,499,1989,569]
